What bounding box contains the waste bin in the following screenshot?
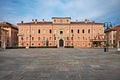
[104,47,106,52]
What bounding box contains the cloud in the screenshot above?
[0,0,120,25]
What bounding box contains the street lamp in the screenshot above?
[104,22,112,52]
[29,25,31,47]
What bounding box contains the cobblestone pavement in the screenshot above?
[0,48,120,80]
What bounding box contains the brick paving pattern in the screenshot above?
[0,48,120,80]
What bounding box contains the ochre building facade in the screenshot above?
[18,17,104,48]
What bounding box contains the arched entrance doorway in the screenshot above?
[59,39,64,47]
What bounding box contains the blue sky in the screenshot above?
[0,0,120,26]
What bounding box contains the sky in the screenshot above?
[0,0,120,26]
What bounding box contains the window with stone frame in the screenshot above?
[88,29,90,33]
[38,37,40,40]
[82,29,84,33]
[32,37,34,40]
[43,29,46,34]
[50,29,52,34]
[71,29,73,33]
[32,29,34,34]
[26,37,28,41]
[78,29,80,33]
[38,29,40,34]
[78,37,80,40]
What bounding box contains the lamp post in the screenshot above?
[104,22,112,52]
[0,26,2,48]
[29,25,31,47]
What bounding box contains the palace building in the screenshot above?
[17,17,105,48]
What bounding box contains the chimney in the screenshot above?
[42,19,44,22]
[35,19,38,24]
[93,21,95,23]
[76,19,78,22]
[21,21,23,23]
[85,19,89,23]
[32,19,34,22]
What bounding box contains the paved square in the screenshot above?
[0,48,120,80]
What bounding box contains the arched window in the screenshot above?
[88,29,90,33]
[49,29,52,33]
[71,29,73,33]
[78,29,80,33]
[38,29,40,34]
[82,29,84,33]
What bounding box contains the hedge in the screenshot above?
[6,46,57,49]
[64,46,74,48]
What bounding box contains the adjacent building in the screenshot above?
[105,25,120,48]
[0,28,8,49]
[17,17,105,48]
[105,27,116,48]
[115,25,120,48]
[0,22,18,48]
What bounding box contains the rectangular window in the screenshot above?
[21,37,23,40]
[26,37,28,41]
[99,29,102,33]
[21,29,24,34]
[83,36,84,40]
[32,37,34,40]
[89,43,91,46]
[67,37,69,40]
[71,37,73,40]
[78,37,80,40]
[54,30,56,34]
[43,29,46,34]
[54,20,56,23]
[66,30,69,34]
[43,37,45,40]
[38,37,40,40]
[54,37,56,40]
[94,29,96,34]
[88,36,90,40]
[82,42,85,47]
[26,29,29,34]
[49,37,52,40]
[60,19,62,23]
[32,29,34,34]
[88,29,90,33]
